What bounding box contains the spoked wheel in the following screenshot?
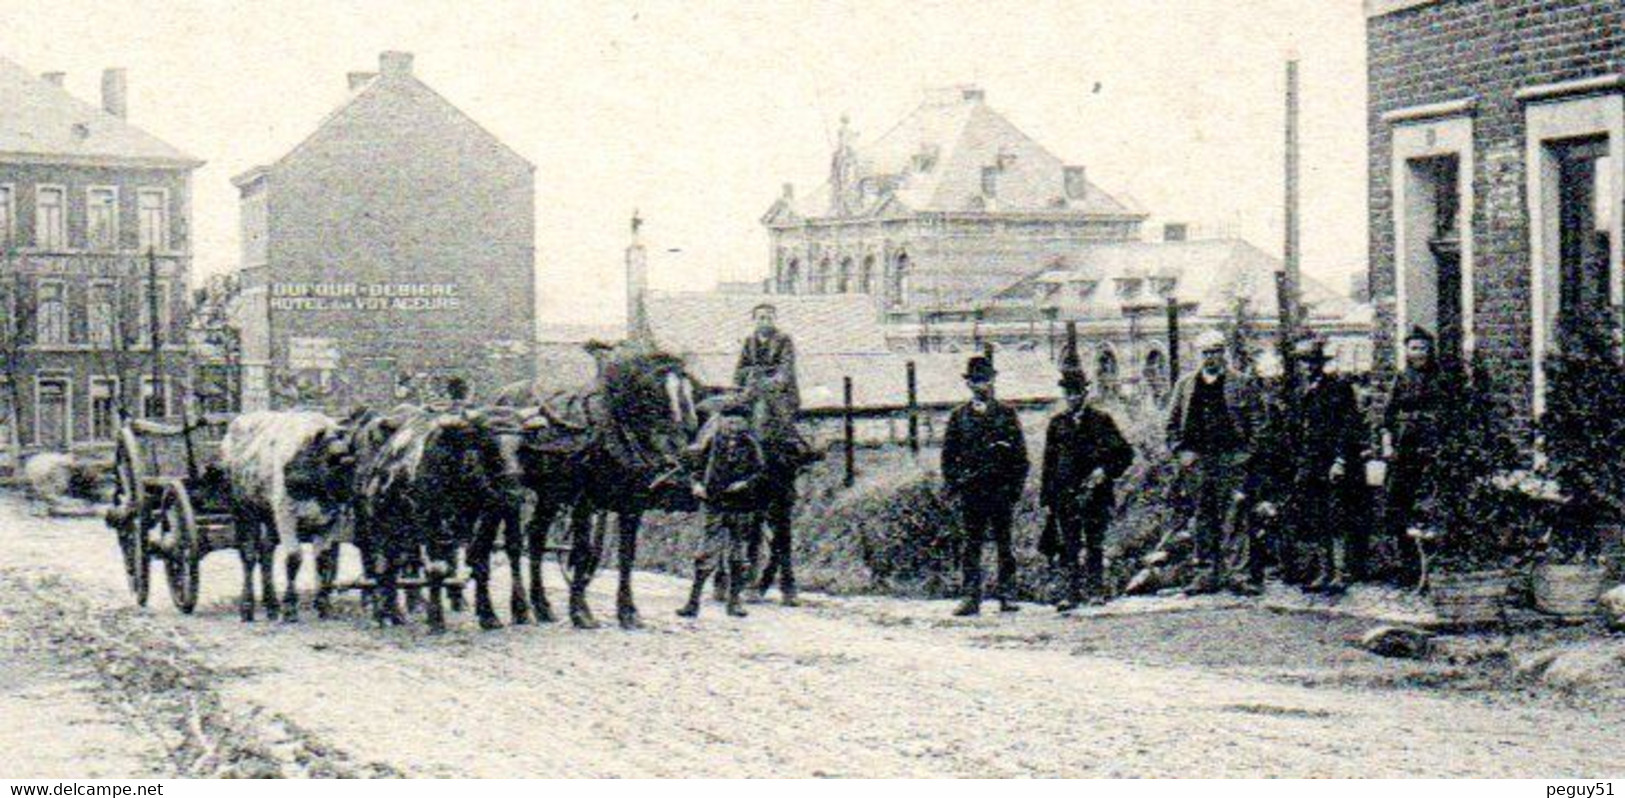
[160,485,201,614]
[110,427,150,608]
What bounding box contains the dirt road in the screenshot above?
[3,496,1621,777]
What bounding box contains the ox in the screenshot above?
[356,406,514,631]
[220,411,356,622]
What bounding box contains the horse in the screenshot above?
[494,341,702,629]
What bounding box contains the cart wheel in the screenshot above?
[161,486,201,614]
[112,428,150,608]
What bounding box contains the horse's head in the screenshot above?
[600,344,700,441]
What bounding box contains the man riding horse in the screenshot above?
[732,303,816,605]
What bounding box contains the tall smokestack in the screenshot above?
[101,68,128,119]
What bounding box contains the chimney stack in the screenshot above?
[379,51,414,77]
[347,71,377,91]
[101,68,127,119]
[781,183,794,200]
[1162,222,1189,242]
[41,71,65,87]
[961,86,985,102]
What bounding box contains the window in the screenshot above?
[35,186,65,250]
[837,258,852,293]
[781,258,800,295]
[87,187,118,250]
[1390,112,1474,372]
[36,280,67,346]
[1077,281,1099,301]
[136,278,172,346]
[889,251,910,309]
[88,281,117,348]
[1115,278,1143,301]
[35,377,70,448]
[0,184,13,249]
[137,188,168,252]
[1150,277,1178,297]
[140,376,168,419]
[981,166,999,198]
[1064,166,1087,200]
[859,255,875,294]
[90,377,119,441]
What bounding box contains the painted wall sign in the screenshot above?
[269,282,462,311]
[287,336,341,371]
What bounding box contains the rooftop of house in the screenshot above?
[987,238,1359,322]
[764,86,1143,226]
[0,55,200,168]
[232,50,531,189]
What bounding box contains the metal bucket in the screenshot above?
[1531,563,1609,620]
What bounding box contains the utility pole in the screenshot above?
[1282,57,1303,346]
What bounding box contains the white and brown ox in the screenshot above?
[220,411,357,622]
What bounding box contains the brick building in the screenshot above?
[0,56,200,456]
[1368,0,1625,413]
[760,86,1148,318]
[233,51,535,411]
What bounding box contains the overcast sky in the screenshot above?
[5,0,1369,323]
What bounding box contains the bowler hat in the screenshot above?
[1059,369,1090,391]
[964,355,997,382]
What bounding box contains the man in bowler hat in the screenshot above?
[1040,355,1134,610]
[942,355,1030,616]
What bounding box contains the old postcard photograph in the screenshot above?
[0,0,1622,781]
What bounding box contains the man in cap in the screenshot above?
[1284,335,1364,592]
[678,391,765,619]
[1377,326,1451,586]
[942,355,1030,616]
[1040,352,1134,610]
[1166,329,1261,594]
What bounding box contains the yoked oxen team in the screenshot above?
[214,306,806,633]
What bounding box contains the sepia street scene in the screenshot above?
[3,0,1625,780]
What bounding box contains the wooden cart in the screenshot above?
[104,413,236,614]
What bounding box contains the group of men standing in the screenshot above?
[677,302,1452,620]
[939,324,1451,614]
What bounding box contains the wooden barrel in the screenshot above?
[1531,563,1609,620]
[1431,569,1509,628]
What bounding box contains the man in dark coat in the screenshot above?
[1040,366,1134,610]
[1377,326,1451,587]
[1285,337,1365,593]
[734,303,800,430]
[1166,330,1261,595]
[730,303,812,606]
[942,355,1030,616]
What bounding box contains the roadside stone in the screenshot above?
[1600,585,1625,630]
[1356,625,1433,659]
[1516,644,1625,692]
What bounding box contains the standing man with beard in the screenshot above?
[1166,330,1260,595]
[942,355,1031,616]
[1284,337,1364,592]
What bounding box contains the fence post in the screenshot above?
[1165,295,1181,389]
[905,360,919,455]
[843,376,856,487]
